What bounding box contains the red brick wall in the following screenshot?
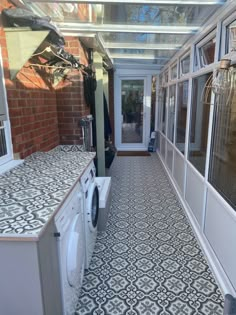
[0,3,89,156]
[56,37,89,145]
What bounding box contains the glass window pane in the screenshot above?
[209,86,236,210]
[226,19,236,54]
[162,87,167,134]
[164,71,168,83]
[176,81,188,154]
[180,55,190,75]
[167,85,176,142]
[171,64,177,80]
[151,76,157,132]
[188,73,212,175]
[199,38,216,67]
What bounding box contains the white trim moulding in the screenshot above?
[29,0,226,5]
[58,23,200,34]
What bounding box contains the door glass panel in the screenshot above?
[121,80,144,144]
[176,81,188,154]
[167,85,176,142]
[209,84,236,210]
[188,73,212,176]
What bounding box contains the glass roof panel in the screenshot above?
[102,4,221,26]
[113,58,166,70]
[22,2,223,27]
[102,32,191,45]
[115,58,166,64]
[109,48,177,58]
[19,1,226,69]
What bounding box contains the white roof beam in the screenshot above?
[58,23,199,34]
[110,53,169,60]
[104,42,181,50]
[29,0,226,5]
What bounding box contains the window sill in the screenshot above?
[0,159,24,175]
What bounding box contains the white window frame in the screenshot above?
[221,11,236,60]
[195,29,217,70]
[0,47,23,174]
[0,47,13,163]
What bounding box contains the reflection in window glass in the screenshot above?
[209,86,236,210]
[188,73,212,175]
[199,38,215,67]
[176,81,188,154]
[180,55,190,75]
[226,20,236,54]
[167,85,176,142]
[161,88,167,134]
[171,64,177,79]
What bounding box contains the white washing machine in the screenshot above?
[55,183,85,315]
[80,161,99,269]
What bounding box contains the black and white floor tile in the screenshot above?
[76,154,224,315]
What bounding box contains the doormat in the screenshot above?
[117,151,151,157]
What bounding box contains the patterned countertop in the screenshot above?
[0,147,96,239]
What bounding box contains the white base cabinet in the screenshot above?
[0,220,63,315]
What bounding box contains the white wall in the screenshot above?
[156,1,236,296]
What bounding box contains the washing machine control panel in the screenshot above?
[80,162,96,192]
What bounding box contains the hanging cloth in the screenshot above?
[103,94,112,141]
[83,66,97,108]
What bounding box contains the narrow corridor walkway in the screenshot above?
[76,154,224,315]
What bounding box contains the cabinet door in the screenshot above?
[38,219,63,315]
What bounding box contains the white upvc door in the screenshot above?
[115,73,151,151]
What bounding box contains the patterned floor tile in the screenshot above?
[75,154,224,314]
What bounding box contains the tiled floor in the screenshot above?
[76,154,224,315]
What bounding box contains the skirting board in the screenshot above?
[157,151,236,297]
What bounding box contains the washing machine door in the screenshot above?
[66,211,85,287]
[86,183,99,232]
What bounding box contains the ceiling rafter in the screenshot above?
[28,0,226,4]
[109,54,170,60]
[104,42,182,50]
